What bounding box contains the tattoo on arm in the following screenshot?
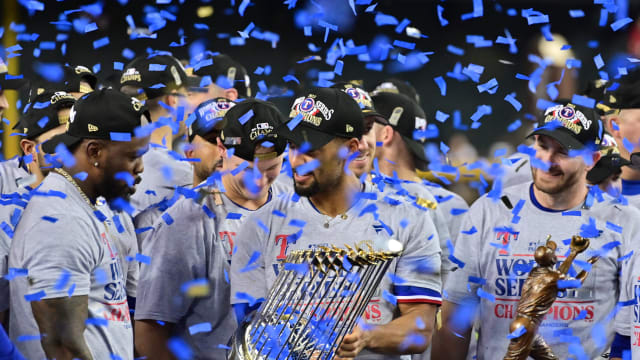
[31,296,93,360]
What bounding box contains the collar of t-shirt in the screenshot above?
[306,182,368,218]
[225,187,273,211]
[621,179,640,196]
[528,183,589,213]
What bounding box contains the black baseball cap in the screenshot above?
[15,91,76,140]
[120,53,188,100]
[278,87,363,151]
[528,102,602,150]
[27,65,97,103]
[64,65,97,93]
[600,69,640,113]
[587,133,631,184]
[193,54,251,98]
[42,88,150,154]
[371,92,429,162]
[0,57,28,90]
[187,97,236,142]
[220,98,287,161]
[371,78,420,104]
[331,82,383,119]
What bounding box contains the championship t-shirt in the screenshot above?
[421,181,469,241]
[135,181,289,359]
[615,244,640,359]
[129,145,193,216]
[0,158,30,195]
[622,179,640,210]
[500,153,532,189]
[230,182,442,360]
[445,182,638,360]
[8,172,133,360]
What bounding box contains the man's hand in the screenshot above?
[335,325,370,360]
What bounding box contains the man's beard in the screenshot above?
[293,170,343,198]
[532,166,581,195]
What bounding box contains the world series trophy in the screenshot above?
[503,235,600,360]
[228,240,403,360]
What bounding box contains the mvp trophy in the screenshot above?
[503,235,599,360]
[228,240,403,360]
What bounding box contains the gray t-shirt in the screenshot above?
[377,179,453,285]
[0,158,30,195]
[129,146,193,216]
[421,181,469,241]
[615,241,640,358]
[8,172,133,360]
[500,153,532,189]
[230,182,442,360]
[445,182,638,360]
[0,186,30,313]
[135,181,289,359]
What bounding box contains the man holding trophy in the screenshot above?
[230,87,443,359]
[432,101,640,359]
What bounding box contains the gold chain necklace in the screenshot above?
[54,168,97,210]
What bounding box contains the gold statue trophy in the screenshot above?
[503,235,599,360]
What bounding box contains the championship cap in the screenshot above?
[16,91,76,140]
[0,57,28,90]
[220,98,287,161]
[586,133,631,184]
[188,97,236,142]
[600,69,640,113]
[371,78,420,104]
[528,101,602,150]
[371,92,429,162]
[28,65,97,102]
[42,88,150,154]
[278,87,363,151]
[119,53,188,100]
[193,54,251,98]
[331,82,383,119]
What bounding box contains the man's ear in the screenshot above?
[223,88,239,101]
[86,139,107,165]
[346,138,360,154]
[586,151,602,172]
[381,125,395,146]
[607,115,621,139]
[19,139,36,158]
[216,137,228,158]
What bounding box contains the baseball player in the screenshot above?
[134,99,288,359]
[600,70,640,208]
[119,53,194,216]
[432,101,640,360]
[0,91,75,328]
[230,87,443,359]
[134,97,235,249]
[8,89,149,359]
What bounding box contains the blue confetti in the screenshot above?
[114,172,134,186]
[569,9,585,18]
[86,317,109,326]
[611,17,633,31]
[189,322,212,335]
[41,216,58,223]
[507,325,526,339]
[238,109,254,125]
[93,37,109,49]
[282,75,300,84]
[476,288,495,302]
[226,212,242,220]
[437,5,449,26]
[161,213,174,225]
[53,270,71,291]
[434,76,446,96]
[135,253,151,264]
[382,289,397,306]
[593,54,604,70]
[24,291,46,302]
[168,337,193,360]
[295,159,320,176]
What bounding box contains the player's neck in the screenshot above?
[61,166,99,204]
[222,175,269,210]
[150,125,173,150]
[27,163,45,188]
[620,166,640,181]
[532,181,588,211]
[309,175,361,217]
[378,155,420,182]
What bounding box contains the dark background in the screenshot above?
[3,0,640,157]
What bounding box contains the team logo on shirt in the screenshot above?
[495,230,519,255]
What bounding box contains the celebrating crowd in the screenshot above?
[1,43,640,360]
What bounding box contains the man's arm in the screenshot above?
[430,300,473,360]
[31,295,93,360]
[337,302,437,359]
[134,320,174,360]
